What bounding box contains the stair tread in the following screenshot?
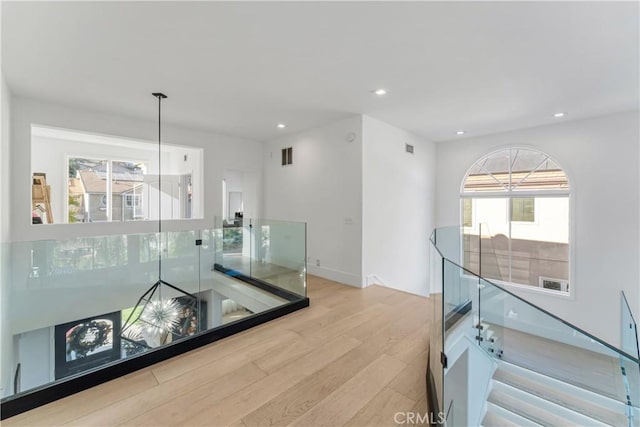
[483,404,541,427]
[494,365,627,427]
[482,408,520,427]
[488,387,596,427]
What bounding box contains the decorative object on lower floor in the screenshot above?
[120,280,206,352]
[54,311,121,380]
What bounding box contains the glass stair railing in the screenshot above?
[0,221,308,419]
[427,225,640,427]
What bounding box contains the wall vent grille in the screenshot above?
[281,147,293,165]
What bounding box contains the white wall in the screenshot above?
[224,169,243,220]
[10,96,263,242]
[1,73,15,397]
[262,116,363,287]
[17,327,53,393]
[436,111,640,346]
[362,116,436,296]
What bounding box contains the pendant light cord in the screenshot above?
[153,93,167,286]
[158,96,162,282]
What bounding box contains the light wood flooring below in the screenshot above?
[4,276,432,427]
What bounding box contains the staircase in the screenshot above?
[482,360,630,427]
[476,320,503,359]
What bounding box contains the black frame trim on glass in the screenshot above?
[213,264,303,302]
[0,297,309,420]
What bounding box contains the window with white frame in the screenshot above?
[124,194,142,208]
[31,125,203,224]
[460,148,570,294]
[68,157,147,223]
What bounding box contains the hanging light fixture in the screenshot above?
[120,93,198,349]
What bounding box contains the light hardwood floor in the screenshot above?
[4,276,432,427]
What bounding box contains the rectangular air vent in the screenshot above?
[539,277,569,292]
[281,147,293,166]
[405,143,414,154]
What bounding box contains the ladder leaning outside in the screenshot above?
[32,172,53,224]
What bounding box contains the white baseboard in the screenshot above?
[366,274,388,287]
[365,273,429,297]
[306,265,363,288]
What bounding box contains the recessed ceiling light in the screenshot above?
[372,89,387,96]
[553,112,566,118]
[277,123,286,129]
[456,130,466,135]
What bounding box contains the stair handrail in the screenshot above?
[430,228,640,365]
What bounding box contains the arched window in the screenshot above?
[460,148,571,294]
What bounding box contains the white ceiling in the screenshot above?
[2,1,638,142]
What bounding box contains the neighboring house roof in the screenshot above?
[68,177,85,196]
[78,169,143,194]
[464,169,569,192]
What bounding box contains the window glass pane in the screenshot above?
[510,197,569,292]
[511,148,548,175]
[67,163,85,224]
[511,198,535,222]
[512,153,569,192]
[68,159,148,223]
[462,199,473,227]
[111,161,146,222]
[511,168,569,191]
[462,198,509,283]
[463,149,510,192]
[70,158,107,223]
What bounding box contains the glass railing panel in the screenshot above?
[158,230,201,294]
[622,291,639,359]
[427,231,444,420]
[442,258,471,427]
[442,259,490,427]
[462,222,505,287]
[443,258,472,322]
[147,230,204,346]
[199,228,217,280]
[433,225,640,426]
[478,222,505,283]
[212,216,224,267]
[2,226,302,401]
[249,218,306,298]
[467,197,509,281]
[432,225,463,266]
[3,232,189,396]
[213,215,251,278]
[477,276,506,358]
[479,277,637,409]
[621,355,640,427]
[621,291,640,424]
